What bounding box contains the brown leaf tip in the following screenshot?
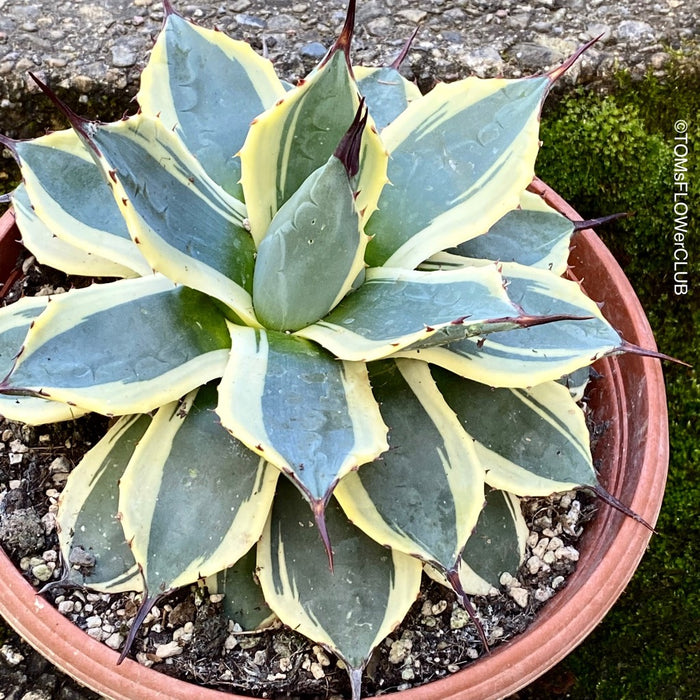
[334,98,368,180]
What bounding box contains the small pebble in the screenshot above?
[388,637,412,664]
[104,632,124,650]
[552,575,566,589]
[136,651,154,668]
[0,643,24,666]
[431,600,448,615]
[31,563,53,582]
[450,607,471,630]
[155,641,183,659]
[57,600,75,614]
[9,439,28,453]
[535,587,554,603]
[508,586,530,608]
[309,661,325,679]
[313,645,331,666]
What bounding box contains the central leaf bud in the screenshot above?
[252,104,368,332]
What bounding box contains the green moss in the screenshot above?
[518,50,700,698]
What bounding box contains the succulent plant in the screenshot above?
[0,1,664,697]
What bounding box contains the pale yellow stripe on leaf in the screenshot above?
[384,138,535,269]
[107,117,248,225]
[0,396,88,426]
[424,561,493,597]
[372,550,423,649]
[167,459,278,590]
[33,349,229,416]
[14,187,136,279]
[58,415,143,594]
[335,470,431,562]
[138,16,285,130]
[337,360,389,476]
[380,78,542,269]
[395,359,484,563]
[15,276,175,355]
[395,343,603,389]
[507,383,591,466]
[20,132,152,277]
[257,533,337,651]
[217,324,290,473]
[118,394,197,589]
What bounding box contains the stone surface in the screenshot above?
[0,0,696,142]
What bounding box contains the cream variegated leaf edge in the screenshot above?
[79,114,260,327]
[13,130,151,277]
[217,324,389,504]
[396,261,622,388]
[0,296,88,424]
[13,184,136,279]
[56,415,150,594]
[335,358,485,572]
[257,477,423,685]
[297,264,523,362]
[1,275,231,415]
[138,8,286,199]
[118,386,279,593]
[366,76,548,269]
[239,50,388,246]
[432,367,597,496]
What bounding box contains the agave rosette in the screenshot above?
[0,2,634,695]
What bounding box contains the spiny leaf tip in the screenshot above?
[334,98,368,179]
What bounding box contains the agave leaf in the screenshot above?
[425,488,528,596]
[297,265,528,362]
[355,65,421,131]
[57,414,151,594]
[217,324,388,557]
[365,76,550,269]
[118,383,279,594]
[398,262,622,387]
[558,365,592,402]
[252,113,368,331]
[257,476,422,700]
[73,114,258,326]
[446,189,576,276]
[335,359,484,573]
[0,276,231,415]
[0,296,87,424]
[462,488,528,588]
[239,50,387,245]
[10,130,150,276]
[432,366,597,495]
[138,9,286,201]
[206,546,275,631]
[13,184,135,279]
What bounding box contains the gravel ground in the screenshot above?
[0,0,697,140]
[0,0,697,698]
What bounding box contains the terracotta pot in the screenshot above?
[0,182,668,700]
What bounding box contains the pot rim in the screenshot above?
[0,182,668,700]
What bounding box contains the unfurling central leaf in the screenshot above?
[252,111,368,332]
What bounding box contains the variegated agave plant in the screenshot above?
[0,1,656,697]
